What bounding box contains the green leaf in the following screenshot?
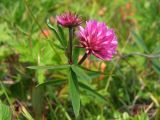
[68,67,80,117]
[71,65,91,81]
[57,25,67,46]
[0,101,11,120]
[27,64,70,70]
[47,19,65,48]
[36,79,66,87]
[79,82,107,102]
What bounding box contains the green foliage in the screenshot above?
[79,81,107,103]
[71,65,91,82]
[0,0,159,119]
[68,67,80,117]
[32,87,44,120]
[47,19,66,49]
[0,101,11,120]
[28,64,70,70]
[21,106,34,120]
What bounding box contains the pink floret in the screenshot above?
[56,12,82,27]
[77,20,118,61]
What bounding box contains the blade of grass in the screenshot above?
[47,88,72,120]
[0,101,11,120]
[132,31,148,52]
[21,106,34,120]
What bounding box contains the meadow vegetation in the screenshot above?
[0,0,160,119]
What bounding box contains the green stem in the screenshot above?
[68,27,73,64]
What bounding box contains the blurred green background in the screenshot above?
[0,0,160,119]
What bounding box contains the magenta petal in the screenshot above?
[77,20,118,61]
[56,12,82,27]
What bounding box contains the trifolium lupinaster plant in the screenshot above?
[29,12,118,117]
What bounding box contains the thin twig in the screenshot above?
[68,27,73,64]
[104,33,131,91]
[145,102,154,113]
[123,52,160,58]
[23,0,48,38]
[78,52,88,65]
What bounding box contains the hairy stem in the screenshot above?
[68,27,73,64]
[78,51,89,65]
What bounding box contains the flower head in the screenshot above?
[56,12,82,27]
[77,20,118,61]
